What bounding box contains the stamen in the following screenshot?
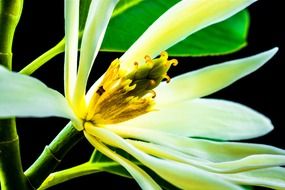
[160,51,168,59]
[163,74,171,83]
[134,62,139,67]
[85,51,178,125]
[144,55,152,61]
[96,86,105,96]
[170,59,178,66]
[144,55,153,66]
[149,79,156,87]
[150,90,156,98]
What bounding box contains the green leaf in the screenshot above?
[101,0,250,56]
[79,0,91,31]
[25,0,250,75]
[168,10,249,56]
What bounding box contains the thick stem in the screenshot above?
[25,122,84,188]
[0,119,31,190]
[0,0,33,189]
[0,0,22,53]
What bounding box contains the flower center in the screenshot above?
[84,52,177,125]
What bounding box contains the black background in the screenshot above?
[11,1,284,189]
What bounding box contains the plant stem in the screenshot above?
[38,159,131,189]
[0,0,33,189]
[0,119,32,190]
[20,38,65,75]
[0,0,22,56]
[25,122,84,188]
[38,163,101,190]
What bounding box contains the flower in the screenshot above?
[1,0,284,189]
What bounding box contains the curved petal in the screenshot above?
[156,48,278,105]
[85,126,243,190]
[0,66,75,119]
[120,0,256,70]
[64,0,79,101]
[221,167,285,189]
[108,127,285,162]
[129,140,285,174]
[121,98,273,140]
[84,132,161,190]
[73,0,119,108]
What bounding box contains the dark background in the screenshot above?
[12,1,284,189]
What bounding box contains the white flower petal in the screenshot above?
[84,132,161,190]
[121,98,273,140]
[64,0,79,101]
[0,66,75,119]
[73,0,118,108]
[108,126,285,162]
[120,0,257,70]
[156,48,278,105]
[222,167,285,189]
[85,126,243,190]
[129,140,285,173]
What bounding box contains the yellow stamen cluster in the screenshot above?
[84,52,177,125]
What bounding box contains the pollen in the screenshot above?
[84,52,177,125]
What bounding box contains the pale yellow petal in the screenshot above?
[221,167,285,189]
[156,48,278,105]
[84,132,161,190]
[85,126,243,190]
[73,0,118,109]
[121,98,273,140]
[64,0,79,101]
[108,126,285,162]
[120,0,257,71]
[0,66,76,120]
[129,140,285,173]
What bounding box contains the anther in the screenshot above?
[160,51,168,59]
[144,55,152,61]
[170,59,178,66]
[133,62,139,69]
[149,79,156,87]
[163,74,171,83]
[96,86,105,96]
[144,55,153,66]
[150,90,156,98]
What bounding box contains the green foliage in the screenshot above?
[78,0,250,56]
[79,0,91,31]
[101,0,249,56]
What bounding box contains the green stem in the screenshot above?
[0,0,33,189]
[38,163,101,190]
[20,38,65,75]
[39,159,133,190]
[0,0,22,54]
[0,119,31,190]
[25,122,84,188]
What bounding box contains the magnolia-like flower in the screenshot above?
[0,0,284,189]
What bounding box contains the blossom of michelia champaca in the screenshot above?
[0,0,285,189]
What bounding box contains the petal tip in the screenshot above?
[257,114,274,137]
[269,46,279,54]
[264,47,279,59]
